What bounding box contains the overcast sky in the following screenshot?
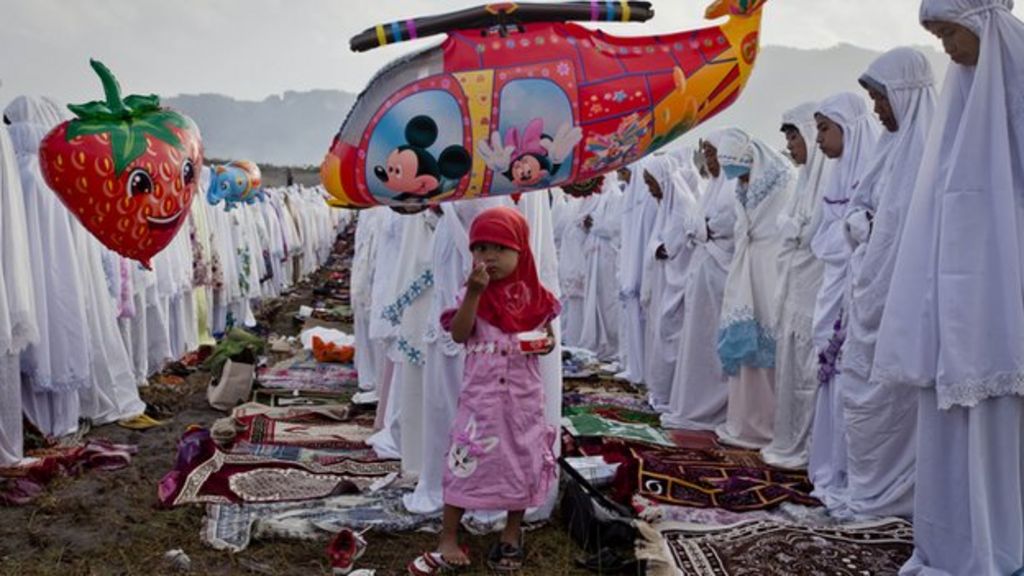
[2,0,1022,108]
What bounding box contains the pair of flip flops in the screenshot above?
[407,545,471,575]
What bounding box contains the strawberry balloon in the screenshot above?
[39,59,203,268]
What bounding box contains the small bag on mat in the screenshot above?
[207,358,254,411]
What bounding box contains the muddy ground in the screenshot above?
[0,278,596,576]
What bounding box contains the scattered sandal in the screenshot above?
[407,545,471,575]
[486,541,525,573]
[117,413,164,430]
[326,528,368,575]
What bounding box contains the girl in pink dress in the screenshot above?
[408,206,560,574]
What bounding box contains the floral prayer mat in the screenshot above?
[637,518,914,576]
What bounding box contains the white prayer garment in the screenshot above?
[352,208,384,393]
[657,148,704,370]
[578,174,624,362]
[660,130,737,431]
[870,2,1024,573]
[834,47,937,521]
[761,102,832,469]
[713,130,796,449]
[559,191,601,348]
[806,92,880,507]
[5,96,89,438]
[0,121,36,465]
[367,210,436,475]
[618,157,659,385]
[639,155,690,411]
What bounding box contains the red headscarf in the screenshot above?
[468,206,560,334]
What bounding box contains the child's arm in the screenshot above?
[449,262,490,344]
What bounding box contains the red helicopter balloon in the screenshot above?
[321,0,767,208]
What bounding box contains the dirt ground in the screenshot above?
[0,281,596,576]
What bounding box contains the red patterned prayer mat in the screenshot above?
[577,440,820,512]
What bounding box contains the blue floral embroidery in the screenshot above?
[397,337,425,366]
[381,270,434,327]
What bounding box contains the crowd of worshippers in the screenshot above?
[355,2,1024,574]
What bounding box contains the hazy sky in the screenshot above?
[2,0,1022,108]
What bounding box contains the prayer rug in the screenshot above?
[0,439,136,505]
[563,413,676,447]
[637,518,914,576]
[258,350,358,392]
[160,428,399,507]
[250,388,351,408]
[234,414,372,450]
[563,389,653,413]
[202,489,437,552]
[617,444,819,512]
[564,404,661,427]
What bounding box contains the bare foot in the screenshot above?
[438,539,470,566]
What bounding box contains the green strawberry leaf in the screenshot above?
[133,118,182,149]
[65,59,194,175]
[67,101,115,119]
[67,118,118,139]
[109,124,150,175]
[124,94,162,113]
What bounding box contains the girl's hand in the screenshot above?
[539,323,557,356]
[467,261,490,294]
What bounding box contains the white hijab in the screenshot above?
[810,93,882,266]
[716,129,796,376]
[691,130,739,272]
[773,102,833,334]
[872,0,1024,408]
[842,48,937,380]
[808,93,881,349]
[620,156,659,300]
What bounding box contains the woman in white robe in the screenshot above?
[367,209,436,475]
[660,131,737,431]
[559,191,600,348]
[836,47,937,520]
[578,174,624,362]
[0,119,36,465]
[714,130,796,449]
[352,208,383,395]
[872,2,1024,572]
[640,155,692,411]
[806,92,880,507]
[656,149,704,389]
[5,96,89,438]
[618,158,659,385]
[761,103,832,469]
